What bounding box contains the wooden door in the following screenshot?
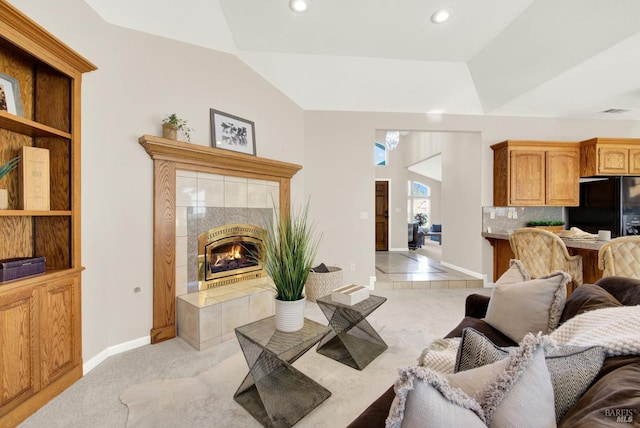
[375,181,389,251]
[510,150,545,205]
[546,149,579,206]
[0,285,40,415]
[39,275,80,387]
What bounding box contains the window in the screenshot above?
[408,180,430,225]
[375,142,387,166]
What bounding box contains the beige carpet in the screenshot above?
[20,288,490,428]
[119,288,487,427]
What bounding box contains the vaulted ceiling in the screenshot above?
[84,0,640,120]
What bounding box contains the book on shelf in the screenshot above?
[19,146,50,210]
[0,256,46,282]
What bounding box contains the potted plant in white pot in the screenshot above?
[162,113,192,142]
[262,200,321,332]
[0,156,20,210]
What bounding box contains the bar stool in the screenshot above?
[598,235,640,278]
[509,228,583,288]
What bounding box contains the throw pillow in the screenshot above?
[559,284,622,325]
[387,334,556,428]
[484,270,569,342]
[455,327,606,421]
[311,263,330,273]
[495,259,531,285]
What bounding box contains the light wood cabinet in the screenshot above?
[492,140,580,206]
[580,137,640,176]
[0,3,95,426]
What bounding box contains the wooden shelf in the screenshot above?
[0,210,72,216]
[0,111,71,139]
[0,3,96,425]
[0,267,84,291]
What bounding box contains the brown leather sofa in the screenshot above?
[348,276,640,427]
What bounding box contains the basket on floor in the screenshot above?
[305,266,343,302]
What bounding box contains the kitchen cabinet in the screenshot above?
[0,3,95,426]
[580,137,640,176]
[492,140,580,207]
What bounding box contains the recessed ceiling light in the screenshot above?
[290,0,309,13]
[431,8,452,24]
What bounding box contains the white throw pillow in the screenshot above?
[387,335,557,427]
[484,270,569,342]
[495,259,531,285]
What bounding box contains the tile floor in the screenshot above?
[375,246,484,290]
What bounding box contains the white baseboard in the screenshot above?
[440,261,487,285]
[83,336,150,375]
[388,247,410,252]
[368,276,376,289]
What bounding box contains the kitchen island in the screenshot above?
[483,232,605,289]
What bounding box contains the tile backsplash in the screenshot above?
[482,206,564,234]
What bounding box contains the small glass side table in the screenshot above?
[315,294,388,370]
[234,316,331,428]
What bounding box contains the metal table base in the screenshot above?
[234,316,331,428]
[316,295,387,370]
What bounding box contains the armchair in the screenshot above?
[408,223,424,250]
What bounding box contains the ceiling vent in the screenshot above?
[601,108,630,114]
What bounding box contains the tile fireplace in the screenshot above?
[139,135,301,344]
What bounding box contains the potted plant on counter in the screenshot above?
[162,113,192,142]
[262,200,321,332]
[527,220,565,232]
[0,156,20,210]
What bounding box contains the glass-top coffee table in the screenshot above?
[315,294,388,370]
[234,316,331,428]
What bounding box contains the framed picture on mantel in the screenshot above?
[210,109,256,156]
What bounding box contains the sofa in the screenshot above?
[428,223,441,244]
[348,275,640,427]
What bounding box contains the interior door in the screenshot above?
[375,181,389,251]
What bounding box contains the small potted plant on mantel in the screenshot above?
[162,113,192,142]
[0,156,20,210]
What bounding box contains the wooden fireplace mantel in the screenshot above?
[139,135,302,343]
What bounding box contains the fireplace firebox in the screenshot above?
[197,224,267,291]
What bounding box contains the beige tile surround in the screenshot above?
[175,169,280,350]
[176,277,275,350]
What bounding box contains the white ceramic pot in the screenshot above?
[274,297,305,332]
[0,188,8,210]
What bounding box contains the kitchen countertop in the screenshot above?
[482,232,606,251]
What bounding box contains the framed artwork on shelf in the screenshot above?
[0,72,23,117]
[210,108,256,156]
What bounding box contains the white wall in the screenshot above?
[9,0,640,366]
[304,111,640,287]
[9,0,305,364]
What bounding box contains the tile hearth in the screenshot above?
[176,278,275,350]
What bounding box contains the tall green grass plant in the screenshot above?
[262,200,321,301]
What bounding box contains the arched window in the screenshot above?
[408,180,430,226]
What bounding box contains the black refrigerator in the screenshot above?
[567,177,640,237]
